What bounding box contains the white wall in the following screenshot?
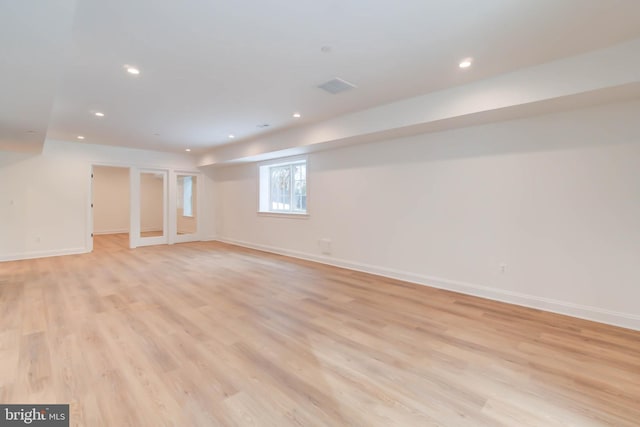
[214,100,640,330]
[0,139,213,260]
[93,166,129,234]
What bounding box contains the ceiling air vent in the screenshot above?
[317,77,357,94]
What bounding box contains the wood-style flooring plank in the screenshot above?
[0,233,639,426]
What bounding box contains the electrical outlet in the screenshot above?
[500,263,507,273]
[318,238,332,255]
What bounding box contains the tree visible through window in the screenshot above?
[259,159,307,214]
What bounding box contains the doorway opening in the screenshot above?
[135,169,168,246]
[92,165,130,251]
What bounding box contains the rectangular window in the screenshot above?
[259,158,307,215]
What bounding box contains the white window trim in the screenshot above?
[257,211,310,219]
[257,155,309,217]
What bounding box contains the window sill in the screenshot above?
[257,211,310,219]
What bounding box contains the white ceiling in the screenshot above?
[0,0,76,152]
[2,0,640,154]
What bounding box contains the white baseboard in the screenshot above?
[216,237,640,331]
[94,228,163,236]
[93,228,129,235]
[0,247,89,262]
[203,235,218,242]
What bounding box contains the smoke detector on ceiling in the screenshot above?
[317,77,357,94]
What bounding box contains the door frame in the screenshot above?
[88,163,132,251]
[88,164,202,251]
[132,168,169,248]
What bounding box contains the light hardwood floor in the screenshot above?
[1,234,639,426]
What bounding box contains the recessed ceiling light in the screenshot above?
[292,113,301,118]
[228,134,235,139]
[77,135,85,140]
[185,148,191,152]
[94,112,105,117]
[459,58,473,69]
[126,66,140,75]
